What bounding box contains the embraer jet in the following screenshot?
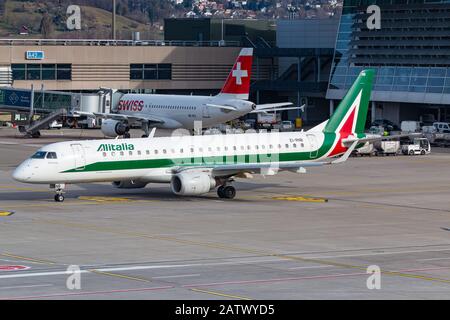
[78,48,297,138]
[14,70,377,202]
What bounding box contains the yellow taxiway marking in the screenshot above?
[0,252,56,265]
[36,219,450,286]
[272,195,328,203]
[190,288,251,300]
[0,186,48,192]
[0,211,14,217]
[78,196,133,203]
[88,269,151,283]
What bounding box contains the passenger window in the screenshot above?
[111,152,116,156]
[190,148,194,153]
[120,151,124,156]
[301,143,304,148]
[163,149,167,154]
[285,144,289,148]
[180,148,184,153]
[154,150,158,154]
[146,150,150,155]
[129,151,133,156]
[103,152,107,157]
[138,151,141,156]
[255,145,259,150]
[46,152,57,159]
[293,143,297,148]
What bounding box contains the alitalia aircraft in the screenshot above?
[13,70,375,202]
[77,48,297,138]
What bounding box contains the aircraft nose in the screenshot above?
[12,163,31,182]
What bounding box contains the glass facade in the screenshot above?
[130,64,172,80]
[329,0,450,96]
[12,64,72,81]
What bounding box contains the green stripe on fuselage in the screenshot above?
[63,133,337,173]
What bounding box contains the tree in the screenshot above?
[40,12,54,38]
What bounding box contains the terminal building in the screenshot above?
[326,0,450,125]
[1,2,450,128]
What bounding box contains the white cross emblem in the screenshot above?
[232,62,248,85]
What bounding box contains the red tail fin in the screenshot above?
[218,48,253,100]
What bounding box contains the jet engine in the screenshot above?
[112,180,148,189]
[101,119,130,137]
[170,172,216,196]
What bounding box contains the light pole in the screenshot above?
[112,0,116,40]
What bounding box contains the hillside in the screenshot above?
[0,1,163,40]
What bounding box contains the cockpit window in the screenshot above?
[31,151,47,159]
[46,152,58,159]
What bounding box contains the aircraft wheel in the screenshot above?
[31,131,41,138]
[217,186,225,198]
[123,132,131,139]
[222,186,236,199]
[54,194,65,202]
[142,134,148,138]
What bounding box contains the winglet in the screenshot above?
[148,127,156,139]
[331,141,358,164]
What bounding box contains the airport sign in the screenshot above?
[26,50,45,60]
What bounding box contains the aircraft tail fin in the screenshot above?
[217,48,253,100]
[323,69,375,135]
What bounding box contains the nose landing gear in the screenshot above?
[51,183,66,202]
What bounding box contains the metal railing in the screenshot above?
[0,38,241,47]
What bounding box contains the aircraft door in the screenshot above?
[307,134,318,159]
[71,144,86,170]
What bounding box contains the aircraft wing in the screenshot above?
[342,133,422,146]
[251,106,304,113]
[73,111,165,124]
[255,102,294,109]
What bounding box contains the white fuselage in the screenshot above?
[13,131,329,185]
[116,93,255,129]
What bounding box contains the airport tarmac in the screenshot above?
[1,127,450,299]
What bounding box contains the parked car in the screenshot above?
[280,121,294,131]
[372,119,400,132]
[243,119,256,130]
[433,122,450,133]
[48,120,62,130]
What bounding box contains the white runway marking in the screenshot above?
[0,258,290,280]
[288,265,333,270]
[0,284,53,290]
[152,274,201,279]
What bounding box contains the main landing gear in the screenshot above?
[51,183,66,202]
[217,185,236,199]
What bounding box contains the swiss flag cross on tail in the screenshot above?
[219,48,253,100]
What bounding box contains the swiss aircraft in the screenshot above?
[77,48,298,138]
[14,70,378,202]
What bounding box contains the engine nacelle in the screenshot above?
[170,172,216,196]
[101,119,130,137]
[112,180,148,189]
